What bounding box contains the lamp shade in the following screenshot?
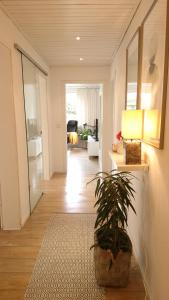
[122,110,143,139]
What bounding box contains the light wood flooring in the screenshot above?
[0,149,146,299]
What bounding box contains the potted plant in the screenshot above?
[79,128,92,140]
[89,170,136,287]
[78,126,92,140]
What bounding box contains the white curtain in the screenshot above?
[76,88,99,126]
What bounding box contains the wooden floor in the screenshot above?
[0,149,146,300]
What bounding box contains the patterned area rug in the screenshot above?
[25,214,105,300]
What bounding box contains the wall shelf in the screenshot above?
[109,151,149,172]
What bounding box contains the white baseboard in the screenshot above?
[21,211,30,228]
[132,244,152,300]
[2,225,21,230]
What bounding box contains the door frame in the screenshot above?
[63,81,104,173]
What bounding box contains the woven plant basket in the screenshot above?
[94,246,131,287]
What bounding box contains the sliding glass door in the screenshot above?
[22,55,43,212]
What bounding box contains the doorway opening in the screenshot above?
[65,83,103,175]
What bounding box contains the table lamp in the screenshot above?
[121,110,144,164]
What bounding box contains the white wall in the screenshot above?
[49,66,112,173]
[0,42,21,229]
[111,0,169,299]
[0,7,49,228]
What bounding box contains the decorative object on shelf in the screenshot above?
[112,143,117,152]
[140,0,169,148]
[88,171,136,287]
[116,131,123,154]
[116,131,122,141]
[122,110,143,164]
[112,131,123,154]
[125,27,142,110]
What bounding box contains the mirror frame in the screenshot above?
[140,0,169,149]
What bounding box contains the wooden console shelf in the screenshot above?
[109,151,149,172]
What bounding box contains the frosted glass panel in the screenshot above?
[22,56,43,212]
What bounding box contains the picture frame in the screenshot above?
[140,0,169,149]
[125,27,142,110]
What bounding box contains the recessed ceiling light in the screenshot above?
[76,36,80,40]
[80,57,84,61]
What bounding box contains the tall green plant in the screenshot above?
[89,171,136,259]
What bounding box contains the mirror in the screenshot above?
[140,0,169,149]
[125,29,141,110]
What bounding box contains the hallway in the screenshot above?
[0,1,168,298]
[0,149,145,299]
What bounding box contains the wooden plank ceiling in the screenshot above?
[0,0,141,66]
